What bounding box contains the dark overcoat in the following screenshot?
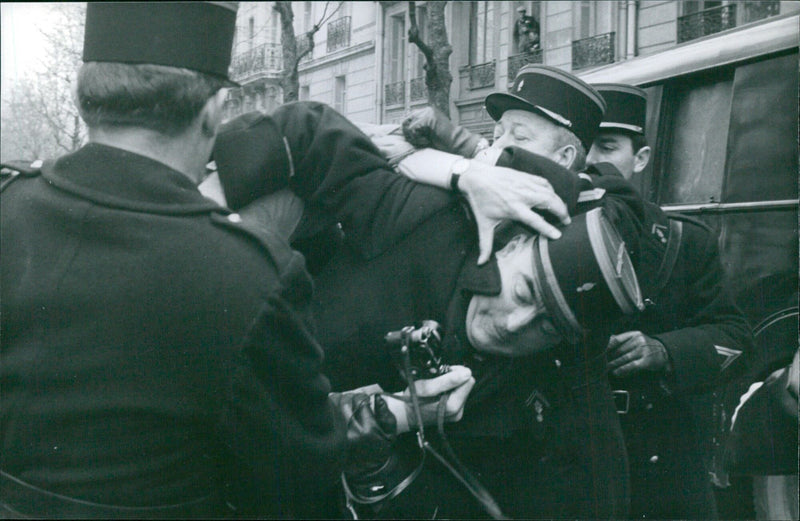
[590,163,753,519]
[0,144,345,518]
[249,102,638,519]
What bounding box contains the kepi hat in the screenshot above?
[212,112,294,211]
[594,83,647,135]
[531,207,643,344]
[83,2,239,84]
[485,64,606,150]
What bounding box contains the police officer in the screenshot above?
[211,71,645,518]
[0,3,474,518]
[586,83,753,519]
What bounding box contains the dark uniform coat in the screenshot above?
[589,163,753,519]
[248,102,641,519]
[0,144,346,518]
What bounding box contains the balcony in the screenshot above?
[230,43,282,81]
[385,81,405,106]
[677,4,737,43]
[461,61,496,91]
[327,16,351,53]
[410,77,427,102]
[572,32,615,70]
[742,0,781,24]
[507,49,543,81]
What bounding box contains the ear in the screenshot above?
[506,304,540,333]
[632,145,651,174]
[553,144,577,170]
[200,89,229,138]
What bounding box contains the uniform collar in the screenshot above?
[42,143,224,215]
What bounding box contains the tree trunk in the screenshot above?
[274,1,300,103]
[409,1,453,117]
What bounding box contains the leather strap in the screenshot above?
[652,219,683,297]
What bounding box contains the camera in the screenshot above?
[385,320,449,380]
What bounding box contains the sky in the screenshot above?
[1,3,56,97]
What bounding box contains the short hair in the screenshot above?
[630,132,649,154]
[554,125,587,172]
[77,62,228,135]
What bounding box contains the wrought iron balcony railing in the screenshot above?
[327,16,351,53]
[677,4,737,43]
[230,43,282,80]
[410,77,427,102]
[572,32,615,70]
[385,81,405,106]
[461,60,496,90]
[742,0,780,24]
[507,49,543,81]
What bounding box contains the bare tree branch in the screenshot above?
[274,1,342,102]
[408,2,433,63]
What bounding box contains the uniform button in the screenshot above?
[649,455,659,464]
[645,403,654,410]
[554,359,562,368]
[227,213,242,223]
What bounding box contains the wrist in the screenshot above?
[383,394,409,434]
[448,158,471,193]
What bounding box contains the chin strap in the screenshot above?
[343,343,507,520]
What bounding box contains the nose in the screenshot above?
[586,146,599,167]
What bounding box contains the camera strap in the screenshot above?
[401,345,507,520]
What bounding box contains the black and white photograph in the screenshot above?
[1,2,797,519]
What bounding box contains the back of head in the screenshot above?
[77,2,238,135]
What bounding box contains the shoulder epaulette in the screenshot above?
[1,159,43,192]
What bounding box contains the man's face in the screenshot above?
[466,233,562,356]
[587,131,650,180]
[491,109,563,161]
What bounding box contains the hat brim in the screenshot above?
[598,122,644,135]
[485,92,564,128]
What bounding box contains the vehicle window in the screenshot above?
[658,71,733,205]
[723,51,799,203]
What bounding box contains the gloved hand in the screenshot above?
[606,331,671,377]
[330,390,412,504]
[402,106,488,158]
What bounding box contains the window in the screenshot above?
[469,2,494,65]
[412,5,428,80]
[574,1,613,39]
[648,53,799,292]
[304,2,313,33]
[512,1,541,54]
[572,2,615,69]
[248,17,255,50]
[658,71,733,205]
[334,76,346,114]
[678,1,736,43]
[388,14,406,84]
[299,85,310,101]
[271,13,279,44]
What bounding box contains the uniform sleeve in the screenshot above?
[269,101,453,259]
[216,293,346,518]
[651,224,754,392]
